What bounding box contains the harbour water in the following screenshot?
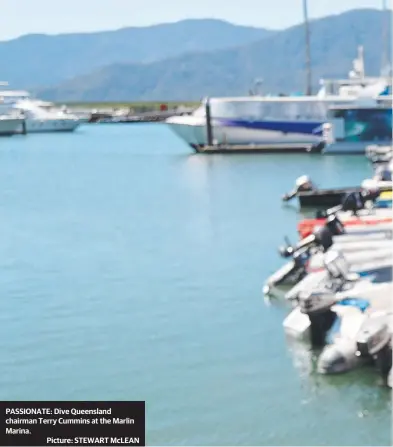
[0,123,390,446]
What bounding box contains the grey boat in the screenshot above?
[282,250,392,385]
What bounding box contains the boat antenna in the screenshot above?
[303,0,312,95]
[354,46,365,79]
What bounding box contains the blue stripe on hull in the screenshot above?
[217,118,324,135]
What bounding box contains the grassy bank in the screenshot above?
[57,101,199,112]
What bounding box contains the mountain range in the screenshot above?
[1,8,391,101]
[0,20,273,88]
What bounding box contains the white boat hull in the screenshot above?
[17,119,81,133]
[166,116,323,152]
[323,141,392,155]
[0,117,24,136]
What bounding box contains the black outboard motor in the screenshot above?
[341,189,380,215]
[297,250,354,347]
[298,290,337,347]
[325,214,346,236]
[356,315,392,386]
[266,225,334,295]
[279,216,341,260]
[268,214,345,294]
[317,188,380,219]
[341,191,365,215]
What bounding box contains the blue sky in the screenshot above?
[0,0,390,40]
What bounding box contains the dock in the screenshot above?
[197,143,321,154]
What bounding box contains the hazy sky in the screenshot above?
[0,0,390,40]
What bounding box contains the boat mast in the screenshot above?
[303,0,312,95]
[381,0,391,75]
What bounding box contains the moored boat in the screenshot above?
[166,47,392,153]
[0,87,83,134]
[283,170,392,209]
[282,251,392,382]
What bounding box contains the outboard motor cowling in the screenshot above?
[341,191,365,215]
[279,222,334,260]
[356,315,392,384]
[295,175,314,192]
[341,189,381,215]
[325,214,345,236]
[313,226,334,252]
[282,175,315,201]
[356,317,390,357]
[323,250,353,282]
[299,290,337,316]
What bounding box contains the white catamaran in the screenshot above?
[166,47,392,153]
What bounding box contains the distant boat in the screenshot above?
[166,47,392,153]
[0,86,84,133]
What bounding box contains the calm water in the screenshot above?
[0,124,391,446]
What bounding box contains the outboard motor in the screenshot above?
[323,250,353,282]
[341,191,365,215]
[356,315,392,385]
[270,217,346,294]
[263,248,310,295]
[374,164,392,182]
[341,189,380,215]
[325,214,346,236]
[282,175,315,201]
[295,175,314,192]
[297,250,356,347]
[279,218,338,260]
[298,289,337,347]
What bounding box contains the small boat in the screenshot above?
[282,250,392,383]
[297,189,392,238]
[265,221,392,296]
[283,173,392,208]
[265,193,393,295]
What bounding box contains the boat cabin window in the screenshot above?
[209,100,328,121]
